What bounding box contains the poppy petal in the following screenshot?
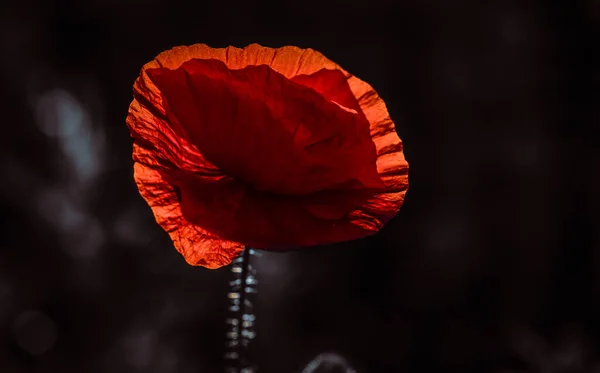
[145,58,384,195]
[163,167,378,248]
[127,44,409,268]
[291,69,362,114]
[133,161,244,268]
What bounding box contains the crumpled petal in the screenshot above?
[146,59,383,195]
[126,43,409,268]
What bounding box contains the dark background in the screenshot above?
[1,0,599,372]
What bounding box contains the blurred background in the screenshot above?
[1,0,599,372]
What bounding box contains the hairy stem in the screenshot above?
[225,247,258,373]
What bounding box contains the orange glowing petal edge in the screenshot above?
[126,43,409,269]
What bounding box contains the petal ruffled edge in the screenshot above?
[133,157,244,269]
[347,74,410,232]
[133,44,342,118]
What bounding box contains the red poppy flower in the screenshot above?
[126,44,409,269]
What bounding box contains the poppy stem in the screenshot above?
[225,247,259,373]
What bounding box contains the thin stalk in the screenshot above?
[225,247,259,373]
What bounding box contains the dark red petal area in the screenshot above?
[146,59,384,195]
[164,168,383,248]
[146,59,388,248]
[291,69,362,114]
